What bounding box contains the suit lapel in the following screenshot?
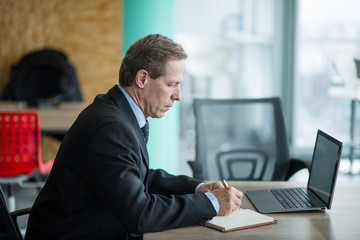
[107,85,149,169]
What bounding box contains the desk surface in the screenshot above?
[144,181,360,240]
[0,101,87,132]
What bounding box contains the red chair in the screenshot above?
[0,111,53,211]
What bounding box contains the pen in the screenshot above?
[222,179,229,188]
[222,179,240,210]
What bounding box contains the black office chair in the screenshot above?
[0,185,31,240]
[188,97,311,181]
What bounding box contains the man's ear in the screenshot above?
[135,70,148,88]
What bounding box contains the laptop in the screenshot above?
[245,130,343,213]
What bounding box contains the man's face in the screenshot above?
[143,59,183,118]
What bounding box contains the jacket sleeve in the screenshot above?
[85,121,216,234]
[147,169,203,196]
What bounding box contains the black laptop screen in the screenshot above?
[307,130,343,208]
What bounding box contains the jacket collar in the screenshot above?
[107,85,149,168]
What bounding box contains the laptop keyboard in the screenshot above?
[270,188,314,209]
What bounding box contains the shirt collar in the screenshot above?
[119,85,146,128]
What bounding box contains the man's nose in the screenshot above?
[173,85,182,101]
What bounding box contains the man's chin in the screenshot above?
[151,112,165,119]
[157,113,165,118]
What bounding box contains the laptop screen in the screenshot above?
[307,130,343,208]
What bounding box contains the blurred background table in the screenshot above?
[0,101,87,134]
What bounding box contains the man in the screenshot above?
[25,34,243,240]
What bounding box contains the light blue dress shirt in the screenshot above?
[118,85,219,214]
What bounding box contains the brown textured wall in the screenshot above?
[0,0,122,103]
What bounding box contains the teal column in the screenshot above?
[123,0,179,174]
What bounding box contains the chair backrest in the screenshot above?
[0,112,41,177]
[193,97,290,181]
[0,185,21,240]
[1,48,83,103]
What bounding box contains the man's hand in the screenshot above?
[198,181,244,216]
[197,181,224,193]
[212,186,243,215]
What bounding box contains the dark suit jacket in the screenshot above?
[25,85,216,240]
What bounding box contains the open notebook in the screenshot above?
[200,208,277,232]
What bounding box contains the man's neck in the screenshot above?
[120,85,147,127]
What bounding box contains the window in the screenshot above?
[293,0,360,174]
[176,0,280,175]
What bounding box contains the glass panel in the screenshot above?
[294,0,360,172]
[175,0,277,175]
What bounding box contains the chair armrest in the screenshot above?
[10,207,31,240]
[285,158,312,180]
[10,207,31,219]
[187,160,204,180]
